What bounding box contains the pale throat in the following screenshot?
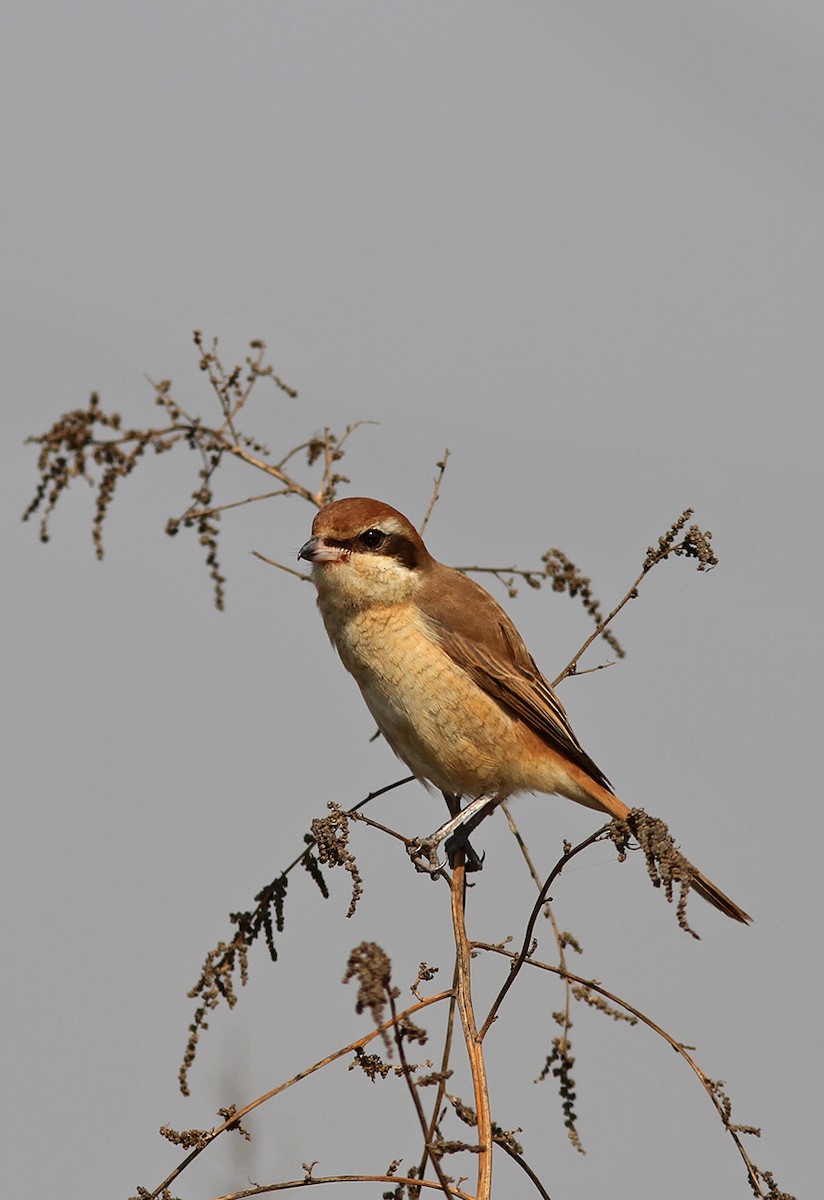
[313,555,424,617]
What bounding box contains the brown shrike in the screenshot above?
[298,497,750,924]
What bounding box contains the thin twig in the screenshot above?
[388,987,455,1199]
[186,487,295,521]
[499,801,575,1104]
[350,808,447,865]
[350,775,417,811]
[109,386,321,509]
[419,450,451,535]
[144,991,453,1200]
[478,827,611,1042]
[280,775,417,875]
[551,567,647,686]
[418,962,461,1185]
[473,942,766,1197]
[496,1142,553,1200]
[550,516,706,686]
[227,443,321,506]
[214,339,280,437]
[251,550,314,583]
[498,801,550,911]
[181,774,419,1091]
[569,661,615,678]
[335,419,379,456]
[208,1174,475,1199]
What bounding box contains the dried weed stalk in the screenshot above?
[25,336,790,1200]
[23,332,360,608]
[25,332,645,642]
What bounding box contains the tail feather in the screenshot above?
[691,870,752,924]
[569,774,752,925]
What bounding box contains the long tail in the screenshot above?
[563,769,752,925]
[689,871,751,924]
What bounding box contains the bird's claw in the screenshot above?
[445,831,485,872]
[407,838,445,875]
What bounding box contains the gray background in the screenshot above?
[3,3,820,1197]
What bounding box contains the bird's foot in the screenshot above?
[407,837,445,875]
[406,833,483,875]
[444,829,485,871]
[408,794,498,875]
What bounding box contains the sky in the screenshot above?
[3,3,821,1198]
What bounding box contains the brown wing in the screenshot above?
[420,561,614,793]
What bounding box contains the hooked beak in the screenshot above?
[298,536,345,564]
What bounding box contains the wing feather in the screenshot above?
[421,563,613,793]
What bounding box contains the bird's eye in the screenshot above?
[358,528,386,550]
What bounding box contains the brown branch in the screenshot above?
[251,550,314,584]
[419,449,451,535]
[223,421,374,509]
[551,565,648,687]
[478,826,611,1042]
[226,442,321,506]
[204,1174,475,1199]
[24,339,378,610]
[453,564,548,592]
[552,508,715,686]
[144,990,453,1200]
[474,943,768,1198]
[495,1141,553,1200]
[451,862,493,1200]
[183,486,296,522]
[387,987,455,1199]
[181,775,417,1093]
[498,801,582,1152]
[417,962,461,1185]
[498,801,550,915]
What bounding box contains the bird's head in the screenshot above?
[298,497,433,609]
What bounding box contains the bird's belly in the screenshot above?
[324,604,522,797]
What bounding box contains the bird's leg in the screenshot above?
[408,793,498,874]
[445,792,502,871]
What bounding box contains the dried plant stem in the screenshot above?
[225,442,322,506]
[209,1175,475,1199]
[474,943,765,1197]
[494,1145,553,1200]
[251,550,314,583]
[551,515,709,686]
[499,800,576,1105]
[478,827,610,1043]
[388,988,455,1199]
[498,800,576,1089]
[498,800,550,911]
[551,567,647,686]
[419,449,451,535]
[451,862,493,1200]
[417,964,461,1184]
[185,487,296,522]
[144,990,452,1200]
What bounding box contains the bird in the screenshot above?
[298,496,750,924]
